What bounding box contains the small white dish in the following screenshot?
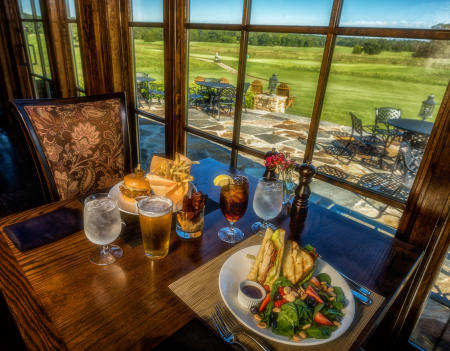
[237,280,266,310]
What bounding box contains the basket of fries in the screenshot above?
[146,153,199,211]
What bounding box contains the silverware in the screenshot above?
[211,310,248,351]
[215,304,271,351]
[351,289,372,305]
[338,270,372,296]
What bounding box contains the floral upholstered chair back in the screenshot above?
[15,94,129,201]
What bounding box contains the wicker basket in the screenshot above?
[250,80,263,94]
[276,83,290,98]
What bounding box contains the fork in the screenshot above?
[215,304,271,351]
[211,310,248,351]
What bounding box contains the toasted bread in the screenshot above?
[282,240,315,285]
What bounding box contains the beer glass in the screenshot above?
[84,193,123,265]
[252,178,283,235]
[218,175,249,243]
[137,196,173,259]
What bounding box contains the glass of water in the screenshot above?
[84,193,123,265]
[251,178,283,235]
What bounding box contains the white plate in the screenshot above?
[108,181,196,215]
[218,245,355,346]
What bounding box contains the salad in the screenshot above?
[250,272,347,341]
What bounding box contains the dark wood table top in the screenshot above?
[387,118,433,135]
[0,158,422,351]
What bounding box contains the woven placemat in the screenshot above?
[169,235,384,351]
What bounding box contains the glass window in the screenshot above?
[131,0,163,23]
[138,117,165,171]
[65,0,76,19]
[132,27,165,118]
[34,0,41,18]
[68,23,84,90]
[38,22,51,78]
[315,36,449,203]
[187,133,231,165]
[22,23,43,76]
[250,0,333,26]
[18,0,33,18]
[340,0,450,29]
[189,0,243,24]
[187,29,240,141]
[238,33,325,161]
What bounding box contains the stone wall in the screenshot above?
[253,94,287,113]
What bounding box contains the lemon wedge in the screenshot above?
[213,174,233,186]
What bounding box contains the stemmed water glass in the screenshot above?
[84,193,123,265]
[218,175,249,243]
[251,178,283,235]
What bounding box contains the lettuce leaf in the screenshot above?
[305,325,337,339]
[273,303,298,337]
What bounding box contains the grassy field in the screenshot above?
[27,32,449,127]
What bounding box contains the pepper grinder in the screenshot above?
[289,162,316,238]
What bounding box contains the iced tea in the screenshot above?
[220,177,249,223]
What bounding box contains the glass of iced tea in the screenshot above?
[136,196,173,259]
[218,175,249,243]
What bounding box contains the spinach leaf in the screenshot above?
[313,303,324,316]
[321,307,344,321]
[260,300,273,325]
[317,273,331,284]
[332,286,345,310]
[271,277,293,299]
[294,299,313,325]
[298,269,314,286]
[273,303,298,337]
[306,325,337,339]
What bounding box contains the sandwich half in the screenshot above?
[247,228,285,290]
[281,240,316,285]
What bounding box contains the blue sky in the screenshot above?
[21,0,450,28]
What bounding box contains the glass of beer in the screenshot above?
[136,196,173,259]
[218,175,249,243]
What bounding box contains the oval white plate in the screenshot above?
[218,245,355,346]
[108,181,196,215]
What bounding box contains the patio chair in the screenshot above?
[12,92,132,202]
[346,112,385,168]
[217,87,236,119]
[316,165,349,180]
[188,87,205,109]
[149,83,165,105]
[136,72,151,109]
[373,107,403,146]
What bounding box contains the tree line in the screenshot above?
[133,27,449,58]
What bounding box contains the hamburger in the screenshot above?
[247,228,285,290]
[119,164,151,203]
[281,241,317,285]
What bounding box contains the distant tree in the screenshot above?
[363,41,382,55]
[352,45,362,54]
[413,40,450,58]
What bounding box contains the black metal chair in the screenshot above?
[372,107,403,146]
[149,83,165,105]
[316,165,349,180]
[217,87,236,119]
[188,87,205,109]
[136,72,151,109]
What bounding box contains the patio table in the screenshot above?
[387,118,433,135]
[195,80,234,116]
[0,158,422,350]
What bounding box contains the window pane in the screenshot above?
[33,77,48,98]
[133,27,165,118]
[187,29,240,141]
[315,36,448,203]
[131,0,163,23]
[189,0,243,24]
[65,0,76,19]
[340,0,450,29]
[38,22,51,79]
[34,0,42,18]
[69,23,84,89]
[239,33,325,162]
[138,116,165,171]
[18,0,33,19]
[187,133,231,165]
[23,23,43,76]
[251,0,332,26]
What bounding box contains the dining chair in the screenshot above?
[12,92,133,202]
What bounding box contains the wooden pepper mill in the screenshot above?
[289,162,316,240]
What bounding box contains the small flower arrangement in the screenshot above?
[264,152,296,180]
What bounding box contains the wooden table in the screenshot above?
[0,158,422,350]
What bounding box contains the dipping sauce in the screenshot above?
[241,285,263,299]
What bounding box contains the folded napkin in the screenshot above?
[3,207,83,251]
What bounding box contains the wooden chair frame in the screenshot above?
[11,92,132,202]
